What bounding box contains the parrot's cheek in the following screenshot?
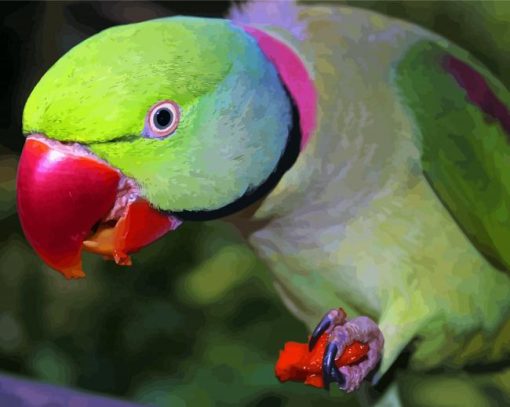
[16,135,181,279]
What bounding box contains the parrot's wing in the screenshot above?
[395,40,510,273]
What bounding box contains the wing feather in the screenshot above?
[395,40,510,272]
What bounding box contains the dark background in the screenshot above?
[1,2,510,406]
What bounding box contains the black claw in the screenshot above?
[322,342,338,390]
[330,364,345,388]
[309,314,332,351]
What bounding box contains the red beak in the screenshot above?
[17,135,181,279]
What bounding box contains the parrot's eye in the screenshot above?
[144,100,180,138]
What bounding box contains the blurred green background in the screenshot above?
[1,2,510,406]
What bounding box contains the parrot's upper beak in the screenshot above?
[16,135,181,279]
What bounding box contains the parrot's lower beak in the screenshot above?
[16,135,181,279]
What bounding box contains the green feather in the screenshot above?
[23,17,233,142]
[395,40,510,273]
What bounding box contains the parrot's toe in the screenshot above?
[309,308,384,393]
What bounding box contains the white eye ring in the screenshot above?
[145,100,180,138]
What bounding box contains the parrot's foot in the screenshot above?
[309,308,384,393]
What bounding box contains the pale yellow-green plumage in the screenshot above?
[229,3,510,403]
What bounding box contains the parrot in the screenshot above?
[15,1,510,405]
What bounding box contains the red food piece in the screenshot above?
[275,332,369,388]
[112,198,181,264]
[83,198,182,265]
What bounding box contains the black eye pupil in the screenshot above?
[154,108,172,129]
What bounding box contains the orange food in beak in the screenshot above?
[83,198,181,265]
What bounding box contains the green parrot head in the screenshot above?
[23,16,293,212]
[17,16,297,278]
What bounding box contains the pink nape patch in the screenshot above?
[240,25,317,151]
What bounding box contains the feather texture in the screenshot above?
[228,3,510,379]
